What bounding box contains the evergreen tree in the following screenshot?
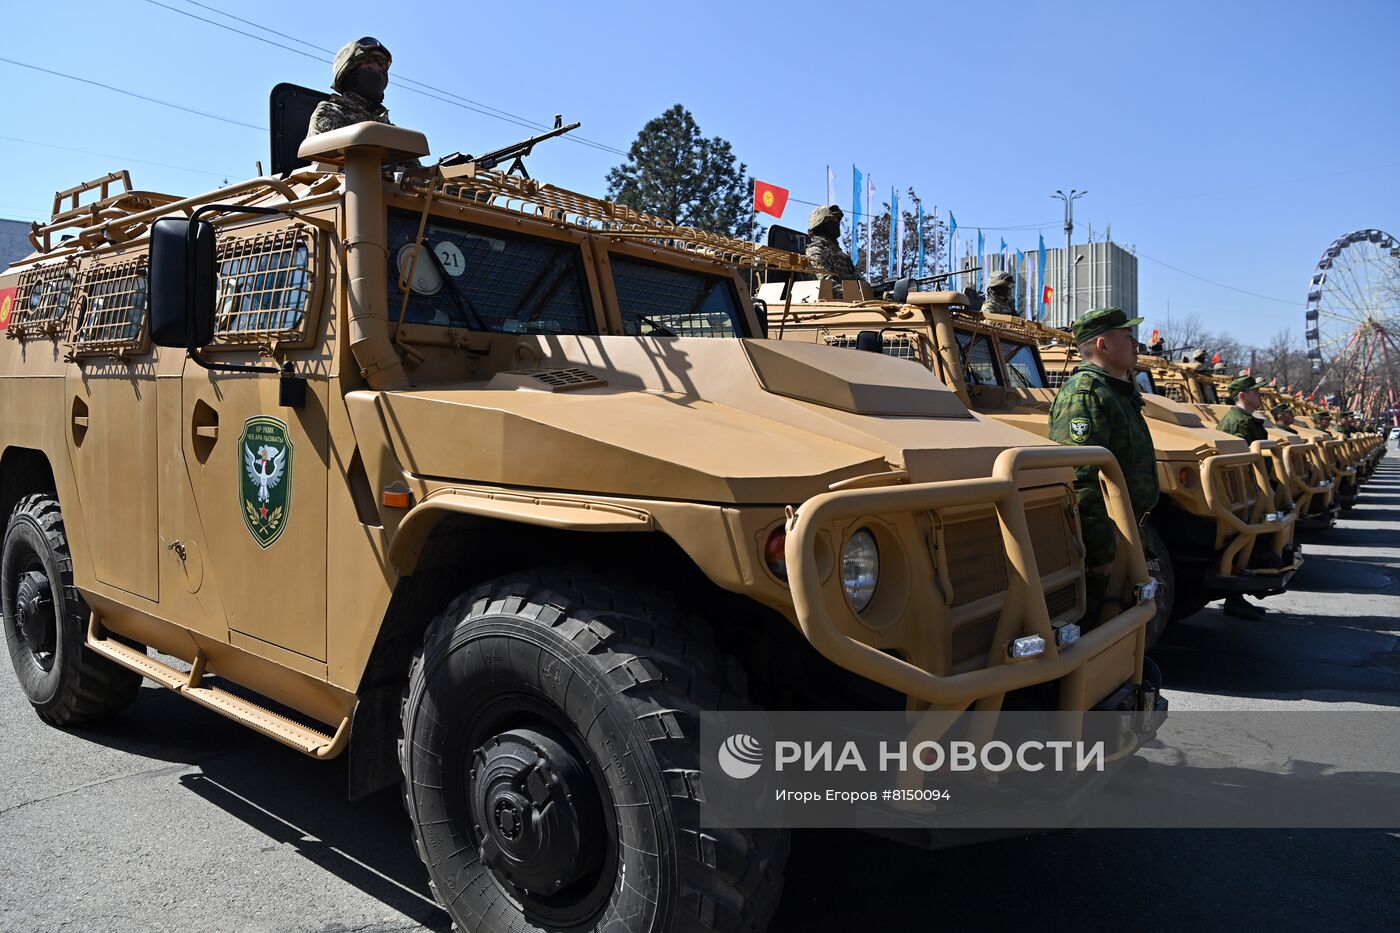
[606,105,757,239]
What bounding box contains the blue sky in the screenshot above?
[2,0,1396,346]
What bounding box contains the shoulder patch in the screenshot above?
[1069,417,1091,440]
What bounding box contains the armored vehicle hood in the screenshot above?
[374,337,1055,504]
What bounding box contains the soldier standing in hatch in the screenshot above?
[982,271,1018,316]
[307,37,423,169]
[804,205,866,298]
[1049,308,1159,627]
[1272,402,1299,434]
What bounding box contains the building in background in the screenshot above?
[0,218,32,271]
[955,239,1138,332]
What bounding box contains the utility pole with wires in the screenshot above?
[1053,189,1086,328]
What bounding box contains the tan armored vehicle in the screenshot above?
[0,118,1164,932]
[762,284,1300,638]
[1153,360,1365,511]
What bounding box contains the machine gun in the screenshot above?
[437,115,581,180]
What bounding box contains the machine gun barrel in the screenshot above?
[438,116,581,178]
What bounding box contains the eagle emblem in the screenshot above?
[238,416,294,548]
[1069,417,1090,440]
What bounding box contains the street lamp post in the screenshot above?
[1052,189,1087,328]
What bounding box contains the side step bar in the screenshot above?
[87,619,350,759]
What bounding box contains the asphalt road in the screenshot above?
[2,450,1397,933]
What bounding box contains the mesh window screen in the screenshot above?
[71,258,148,354]
[11,263,76,337]
[387,212,592,335]
[825,332,920,360]
[214,227,314,340]
[1000,340,1046,388]
[956,332,1002,385]
[610,257,745,338]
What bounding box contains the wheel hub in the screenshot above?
[469,726,604,897]
[14,570,56,670]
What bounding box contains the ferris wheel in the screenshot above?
[1304,229,1400,420]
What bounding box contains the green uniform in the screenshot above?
[1216,406,1269,443]
[1049,363,1160,566]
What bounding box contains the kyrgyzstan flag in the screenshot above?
[1042,284,1054,305]
[754,180,789,218]
[1211,352,1222,365]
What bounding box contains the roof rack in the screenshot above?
[420,166,816,273]
[27,170,334,255]
[954,308,1073,343]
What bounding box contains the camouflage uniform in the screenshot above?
[1050,361,1159,567]
[1217,407,1269,443]
[307,39,423,170]
[309,39,397,136]
[983,270,1017,316]
[1217,374,1269,443]
[804,205,863,298]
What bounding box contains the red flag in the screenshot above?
[0,287,15,331]
[753,181,789,218]
[1150,329,1160,344]
[1211,352,1222,364]
[1042,285,1054,305]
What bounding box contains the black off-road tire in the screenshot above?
[399,569,788,933]
[1139,523,1176,648]
[1,494,140,725]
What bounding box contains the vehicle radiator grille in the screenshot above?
[943,515,1008,607]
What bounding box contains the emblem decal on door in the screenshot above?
[239,415,294,548]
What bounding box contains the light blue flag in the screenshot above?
[1015,249,1025,311]
[977,229,985,291]
[1037,234,1049,320]
[948,212,957,275]
[917,203,925,279]
[852,165,862,267]
[889,187,899,278]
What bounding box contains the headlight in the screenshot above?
[841,529,879,611]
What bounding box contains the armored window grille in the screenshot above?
[824,333,921,360]
[387,211,593,335]
[9,262,76,337]
[70,257,148,355]
[212,227,315,343]
[1046,370,1073,389]
[955,332,1003,386]
[610,257,746,338]
[1000,340,1047,388]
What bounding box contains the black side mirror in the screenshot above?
[891,278,912,304]
[149,217,216,349]
[855,330,883,353]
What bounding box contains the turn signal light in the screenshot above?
[382,486,412,509]
[764,527,788,581]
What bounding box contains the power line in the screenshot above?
[0,133,237,180]
[0,56,264,131]
[1136,250,1297,306]
[143,0,627,156]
